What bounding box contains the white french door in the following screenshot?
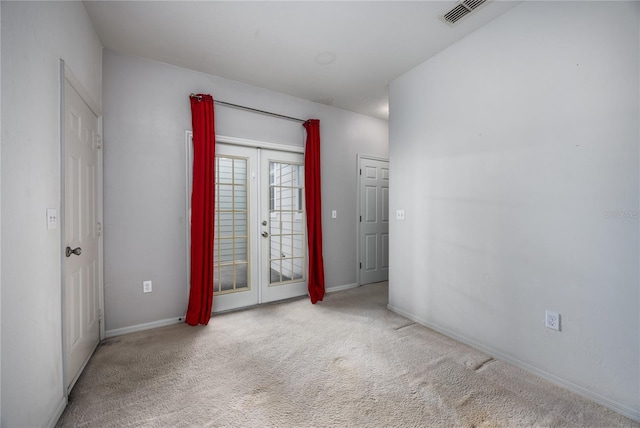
[210,144,259,311]
[187,140,307,313]
[260,149,308,303]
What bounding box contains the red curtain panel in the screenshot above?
[303,119,326,304]
[186,94,216,325]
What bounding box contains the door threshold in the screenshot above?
[212,294,308,316]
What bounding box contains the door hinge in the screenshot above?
[97,308,103,321]
[359,262,362,269]
[360,216,362,222]
[96,135,102,149]
[360,169,362,175]
[97,221,103,236]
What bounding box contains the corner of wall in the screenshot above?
[0,1,103,426]
[45,397,67,428]
[388,0,639,419]
[0,1,3,422]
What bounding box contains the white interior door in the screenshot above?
[189,142,307,313]
[359,157,390,284]
[63,77,101,392]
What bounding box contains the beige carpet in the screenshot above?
[58,282,638,427]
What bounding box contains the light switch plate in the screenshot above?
[143,281,153,293]
[331,210,337,219]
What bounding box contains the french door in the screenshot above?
[209,145,259,311]
[260,149,308,303]
[188,142,307,313]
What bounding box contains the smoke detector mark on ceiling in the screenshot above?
[315,52,337,65]
[440,0,489,25]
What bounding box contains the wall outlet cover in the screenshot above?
[545,310,560,331]
[47,209,58,230]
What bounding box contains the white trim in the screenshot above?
[46,396,67,428]
[356,155,362,285]
[357,154,389,163]
[105,317,185,338]
[186,131,304,154]
[97,115,105,341]
[256,147,263,304]
[185,131,192,302]
[217,134,304,153]
[325,283,359,293]
[59,59,67,405]
[387,304,640,423]
[63,63,100,117]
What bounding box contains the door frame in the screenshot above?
[59,60,105,395]
[356,154,389,285]
[184,132,304,310]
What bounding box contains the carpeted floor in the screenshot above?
[57,282,638,427]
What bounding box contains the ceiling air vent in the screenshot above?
[440,0,488,25]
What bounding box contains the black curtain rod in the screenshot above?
[190,93,307,124]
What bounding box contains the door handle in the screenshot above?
[262,232,269,238]
[66,246,82,257]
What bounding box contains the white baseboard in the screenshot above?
[107,286,361,338]
[387,304,640,423]
[325,283,359,293]
[47,395,67,428]
[105,317,184,338]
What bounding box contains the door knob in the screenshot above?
[262,231,269,238]
[65,246,82,257]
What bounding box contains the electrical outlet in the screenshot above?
[47,209,58,230]
[143,280,152,293]
[545,310,560,331]
[396,210,405,220]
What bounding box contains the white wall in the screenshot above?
[0,2,102,427]
[102,50,388,333]
[0,3,3,423]
[389,1,639,421]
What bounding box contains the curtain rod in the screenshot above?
[190,93,307,124]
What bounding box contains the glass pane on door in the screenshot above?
[268,162,305,286]
[214,156,250,293]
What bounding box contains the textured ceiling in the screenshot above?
[84,1,520,119]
